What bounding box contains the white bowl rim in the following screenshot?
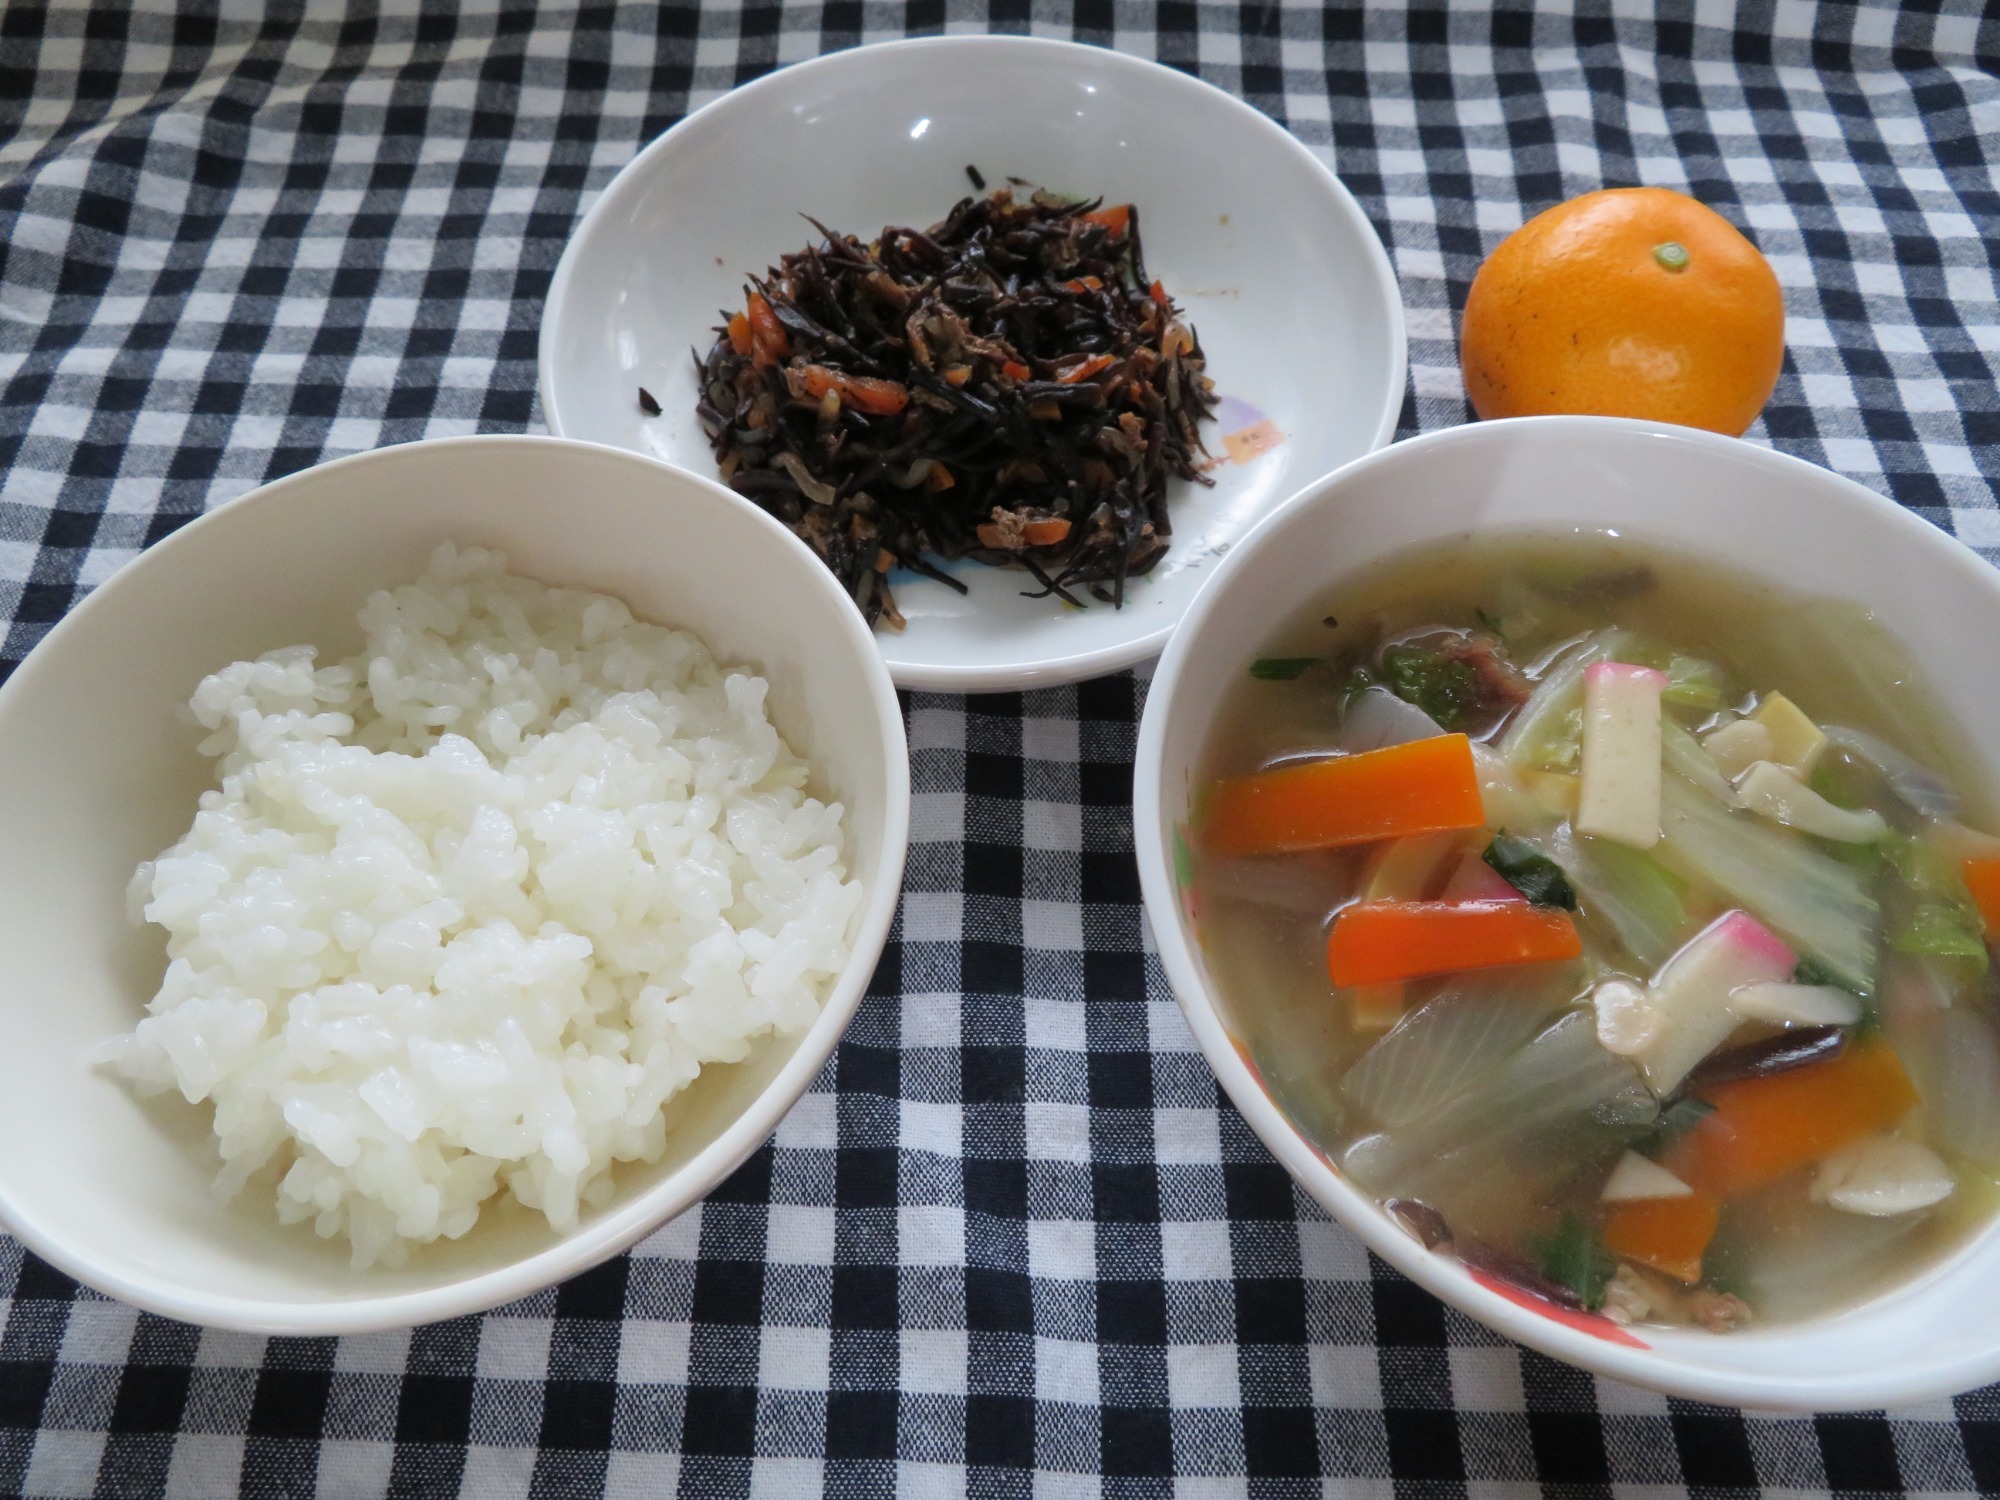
[1134,414,2000,1412]
[0,433,912,1334]
[536,33,1409,694]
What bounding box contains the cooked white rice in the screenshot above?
[97,543,860,1267]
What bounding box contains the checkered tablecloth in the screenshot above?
[4,2,2000,1495]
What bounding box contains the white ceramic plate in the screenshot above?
[1135,416,2000,1410]
[540,36,1406,692]
[0,436,909,1333]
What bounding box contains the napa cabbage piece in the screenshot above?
[1891,905,1990,969]
[1548,826,1691,973]
[1883,959,2000,1167]
[1338,964,1584,1130]
[1341,1010,1650,1194]
[1752,598,1977,804]
[1471,742,1557,834]
[1883,835,1989,977]
[1657,772,1879,994]
[1821,725,1959,821]
[1748,600,1884,711]
[1661,655,1729,714]
[1662,719,1738,806]
[1499,630,1634,773]
[1704,1200,1926,1325]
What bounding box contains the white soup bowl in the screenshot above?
[1135,416,2000,1410]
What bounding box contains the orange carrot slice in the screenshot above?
[746,293,790,366]
[1603,1192,1720,1284]
[1324,900,1581,987]
[1667,1039,1920,1199]
[1001,360,1033,383]
[1965,856,2000,936]
[1082,204,1131,236]
[800,365,910,415]
[1021,518,1072,547]
[1202,734,1485,858]
[1058,353,1116,384]
[726,311,753,357]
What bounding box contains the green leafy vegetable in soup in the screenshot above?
[1483,833,1577,909]
[1531,1212,1617,1310]
[1372,634,1529,733]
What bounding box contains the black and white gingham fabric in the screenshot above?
[5,3,2000,1495]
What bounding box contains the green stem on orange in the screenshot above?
[1654,241,1691,271]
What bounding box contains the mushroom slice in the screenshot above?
[1811,1135,1955,1217]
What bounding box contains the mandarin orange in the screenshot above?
[1459,187,1785,436]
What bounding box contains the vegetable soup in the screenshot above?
[1192,535,2000,1330]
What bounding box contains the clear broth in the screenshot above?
[1194,532,2000,1327]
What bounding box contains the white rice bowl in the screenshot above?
[97,542,860,1267]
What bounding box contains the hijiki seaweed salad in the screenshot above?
[682,182,1220,629]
